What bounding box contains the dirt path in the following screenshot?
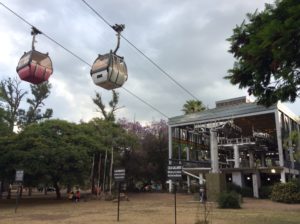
[1,193,300,224]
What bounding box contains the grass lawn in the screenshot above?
[1,192,300,224]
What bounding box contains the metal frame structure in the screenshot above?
[168,96,300,198]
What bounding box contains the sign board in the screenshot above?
[114,168,125,182]
[167,165,182,180]
[15,170,24,182]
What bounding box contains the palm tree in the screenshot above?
[182,100,206,115]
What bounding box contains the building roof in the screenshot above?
[169,102,277,126]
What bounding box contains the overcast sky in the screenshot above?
[1,0,299,124]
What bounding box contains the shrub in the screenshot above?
[226,183,252,197]
[218,191,241,209]
[227,183,241,194]
[241,186,253,197]
[271,181,300,203]
[259,186,273,199]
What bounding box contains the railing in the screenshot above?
[169,159,211,168]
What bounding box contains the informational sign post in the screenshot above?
[167,165,182,181]
[167,165,182,224]
[114,168,126,222]
[15,170,24,213]
[15,170,24,182]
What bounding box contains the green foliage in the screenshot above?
[225,0,300,106]
[218,191,241,209]
[18,82,53,126]
[259,185,273,199]
[271,180,300,203]
[182,100,206,115]
[0,108,10,136]
[118,119,168,190]
[0,77,27,131]
[92,90,120,122]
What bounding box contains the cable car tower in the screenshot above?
[90,24,128,90]
[16,27,53,84]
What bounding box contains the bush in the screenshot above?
[241,186,253,197]
[227,183,241,194]
[218,191,241,209]
[271,180,300,203]
[259,186,273,199]
[226,183,252,197]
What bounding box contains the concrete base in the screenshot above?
[206,173,226,202]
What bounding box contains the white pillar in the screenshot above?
[210,129,219,173]
[288,118,295,170]
[186,146,191,193]
[252,172,261,198]
[280,171,286,183]
[168,126,173,192]
[232,172,243,187]
[297,124,300,152]
[249,151,254,168]
[275,110,284,167]
[233,144,240,168]
[199,173,204,185]
[275,111,286,183]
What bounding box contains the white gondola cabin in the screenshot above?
[90,24,128,90]
[91,51,128,90]
[16,27,53,84]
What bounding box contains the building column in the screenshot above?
[232,172,243,187]
[186,146,191,193]
[249,150,254,168]
[275,111,286,183]
[288,118,295,170]
[233,144,240,168]
[252,172,261,198]
[168,126,173,192]
[210,129,219,173]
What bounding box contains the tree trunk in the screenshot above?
[28,187,32,196]
[7,188,11,199]
[19,185,23,198]
[103,149,108,192]
[90,154,95,194]
[0,181,2,199]
[109,147,114,194]
[67,184,71,194]
[97,153,102,188]
[54,182,61,199]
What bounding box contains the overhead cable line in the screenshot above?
[81,0,200,102]
[121,87,169,118]
[0,2,92,68]
[0,1,169,119]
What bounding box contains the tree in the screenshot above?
[118,119,168,190]
[18,82,53,126]
[92,90,121,122]
[0,108,10,136]
[13,119,94,199]
[225,0,300,106]
[0,77,27,132]
[182,100,206,114]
